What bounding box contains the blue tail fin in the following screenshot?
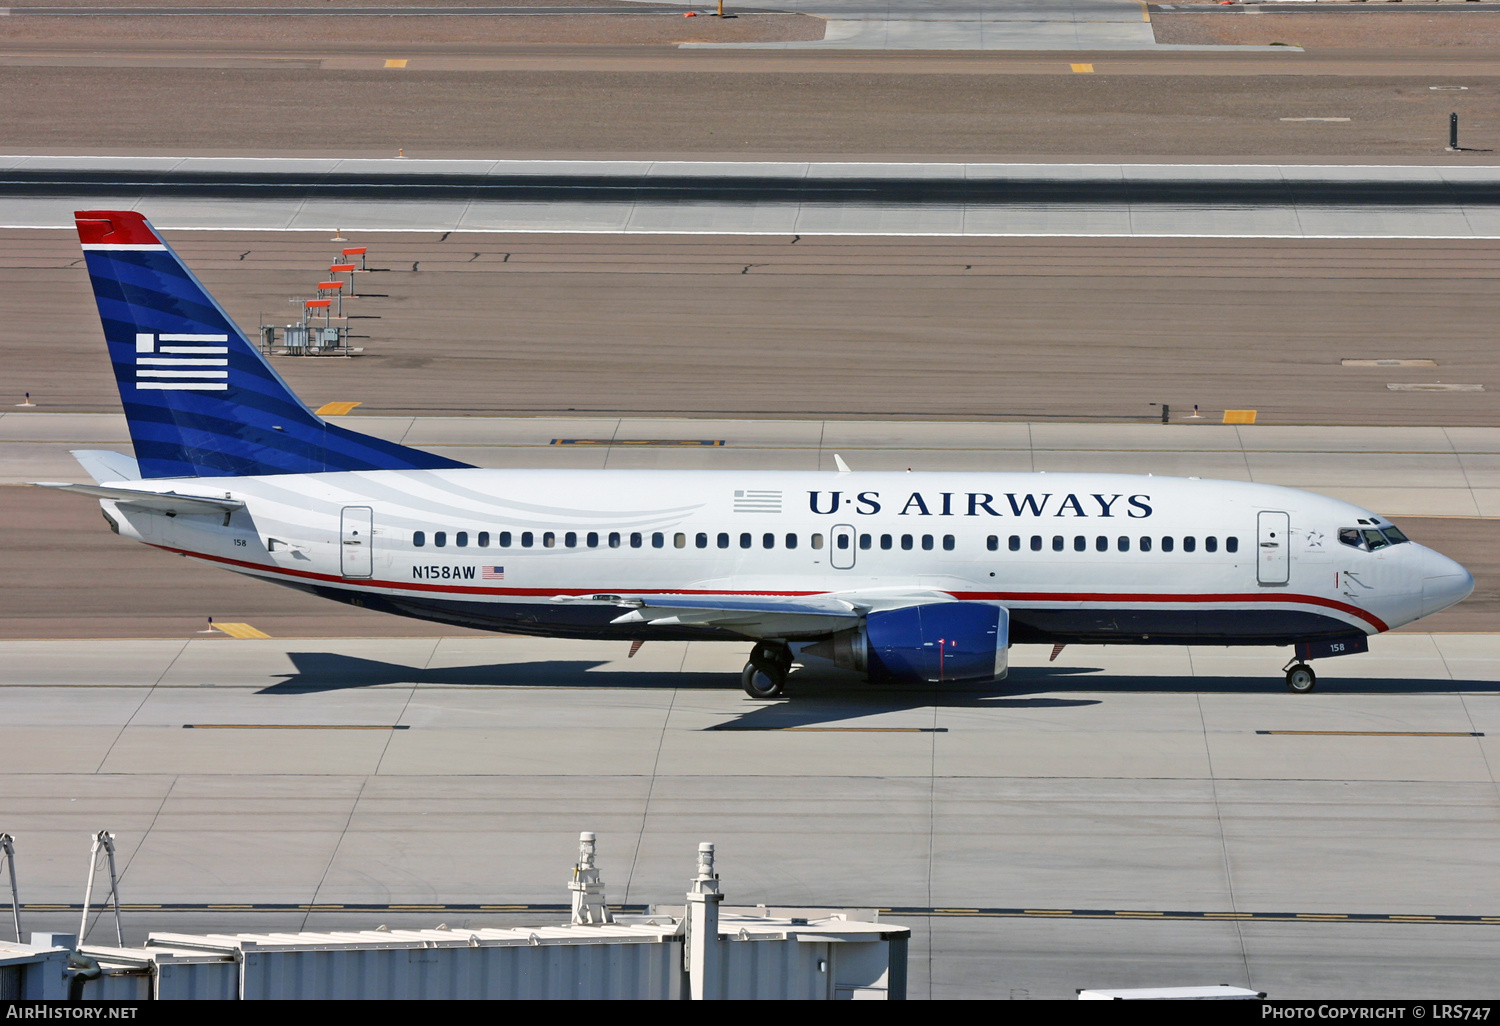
[75,210,472,479]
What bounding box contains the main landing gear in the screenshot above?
[742,641,793,699]
[1284,662,1317,694]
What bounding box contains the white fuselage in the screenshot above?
[96,469,1474,646]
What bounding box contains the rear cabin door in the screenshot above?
[1257,510,1290,586]
[830,524,856,570]
[341,506,373,579]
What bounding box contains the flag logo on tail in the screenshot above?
[135,333,229,391]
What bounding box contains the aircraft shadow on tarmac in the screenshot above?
[258,652,1499,728]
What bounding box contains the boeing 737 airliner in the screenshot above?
[39,211,1474,697]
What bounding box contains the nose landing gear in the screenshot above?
[742,641,793,699]
[1284,662,1317,694]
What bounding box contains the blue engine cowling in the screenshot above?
[865,602,1009,685]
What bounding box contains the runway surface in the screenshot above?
[5,229,1498,426]
[4,633,1500,997]
[7,157,1500,237]
[1,56,1498,159]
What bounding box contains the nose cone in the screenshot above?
[1419,545,1475,618]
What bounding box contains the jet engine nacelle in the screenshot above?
[806,601,1009,685]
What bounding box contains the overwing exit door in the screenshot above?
[341,506,373,579]
[1257,510,1290,586]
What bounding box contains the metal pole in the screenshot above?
[1450,112,1459,151]
[1,834,19,942]
[78,835,99,942]
[102,836,122,947]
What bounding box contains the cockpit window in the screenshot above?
[1338,528,1364,549]
[1362,529,1390,551]
[1380,525,1409,545]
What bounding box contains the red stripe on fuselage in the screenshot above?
[154,544,1391,633]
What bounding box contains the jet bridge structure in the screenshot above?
[4,834,907,1001]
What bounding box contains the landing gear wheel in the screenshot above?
[750,641,792,671]
[1285,663,1317,694]
[742,661,787,699]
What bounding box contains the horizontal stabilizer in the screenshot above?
[32,482,245,517]
[70,449,142,484]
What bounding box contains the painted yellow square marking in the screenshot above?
[1071,63,1094,74]
[213,622,271,639]
[384,59,409,68]
[1223,410,1258,425]
[315,401,362,416]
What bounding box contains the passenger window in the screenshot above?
[1095,536,1107,553]
[674,533,686,549]
[902,534,914,551]
[630,532,642,548]
[1205,536,1217,553]
[1362,529,1390,551]
[1140,536,1152,552]
[456,531,468,548]
[1161,536,1173,553]
[763,533,775,549]
[566,532,578,548]
[522,532,534,548]
[1073,536,1086,553]
[1052,536,1064,552]
[652,532,665,549]
[836,534,849,550]
[1009,536,1021,552]
[1225,537,1237,553]
[740,533,752,549]
[881,534,893,550]
[543,532,556,548]
[987,535,999,552]
[587,532,599,548]
[1338,528,1363,549]
[500,531,512,548]
[696,532,708,549]
[435,531,447,548]
[608,532,621,548]
[811,534,823,550]
[922,535,934,551]
[857,534,870,550]
[943,535,955,551]
[1030,535,1042,552]
[788,534,800,550]
[478,532,490,548]
[413,531,425,548]
[1183,536,1196,553]
[1118,536,1130,552]
[718,532,730,549]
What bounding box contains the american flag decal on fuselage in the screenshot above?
[482,566,505,580]
[135,333,229,391]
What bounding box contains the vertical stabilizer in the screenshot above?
[76,210,471,478]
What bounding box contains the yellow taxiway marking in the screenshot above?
[1223,409,1258,425]
[212,622,271,639]
[315,401,363,416]
[384,58,408,68]
[1280,117,1351,123]
[1071,63,1095,73]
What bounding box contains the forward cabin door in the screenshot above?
[341,506,373,579]
[1257,510,1290,586]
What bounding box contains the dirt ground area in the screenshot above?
[1154,10,1500,47]
[0,13,827,46]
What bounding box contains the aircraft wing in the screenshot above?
[31,482,245,518]
[604,588,958,638]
